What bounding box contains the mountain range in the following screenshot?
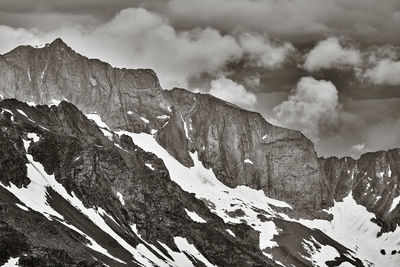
[0,38,399,266]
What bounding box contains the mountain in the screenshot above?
[0,39,399,266]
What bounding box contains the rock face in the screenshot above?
[0,99,278,266]
[0,39,326,213]
[320,150,400,232]
[0,38,399,222]
[0,39,399,266]
[161,89,324,213]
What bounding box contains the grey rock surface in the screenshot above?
[0,38,399,228]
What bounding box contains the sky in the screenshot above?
[0,0,399,158]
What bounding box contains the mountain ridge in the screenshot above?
[1,38,400,266]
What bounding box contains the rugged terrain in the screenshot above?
[0,39,399,266]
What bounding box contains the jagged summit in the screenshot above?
[1,40,400,266]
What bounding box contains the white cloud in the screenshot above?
[208,76,256,110]
[363,59,400,85]
[0,25,43,52]
[0,7,300,90]
[238,33,294,68]
[272,77,340,141]
[351,143,365,152]
[303,37,362,71]
[166,0,400,43]
[0,8,243,89]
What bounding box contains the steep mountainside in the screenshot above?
[0,39,400,266]
[0,99,278,266]
[0,39,327,213]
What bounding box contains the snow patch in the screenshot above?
[157,115,170,119]
[116,131,292,252]
[1,138,171,265]
[226,229,235,237]
[1,108,14,121]
[85,114,113,140]
[85,114,109,129]
[27,133,39,143]
[145,163,154,171]
[185,209,206,223]
[244,159,253,165]
[41,63,48,80]
[296,193,400,266]
[140,117,150,124]
[50,99,61,106]
[1,257,20,266]
[15,203,29,211]
[302,237,340,266]
[180,114,191,141]
[174,237,216,267]
[389,195,400,212]
[16,109,28,117]
[27,68,31,82]
[116,192,125,206]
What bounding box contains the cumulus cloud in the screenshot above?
[0,8,244,89]
[238,33,294,68]
[363,59,400,85]
[272,77,340,141]
[0,7,299,90]
[208,76,257,110]
[1,0,400,44]
[166,0,400,44]
[351,143,365,152]
[303,37,362,71]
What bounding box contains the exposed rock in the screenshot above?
[0,38,399,230]
[0,99,278,266]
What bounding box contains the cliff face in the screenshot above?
[0,38,165,132]
[320,150,400,231]
[1,39,399,226]
[0,39,327,212]
[0,99,276,266]
[1,39,400,266]
[161,89,325,212]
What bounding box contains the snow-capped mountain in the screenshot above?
[0,39,399,267]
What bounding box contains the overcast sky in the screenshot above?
[0,0,399,158]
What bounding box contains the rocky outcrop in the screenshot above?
[320,150,400,232]
[0,99,278,266]
[0,39,327,213]
[1,38,399,228]
[0,38,164,132]
[161,88,325,212]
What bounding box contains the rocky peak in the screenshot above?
[1,39,400,221]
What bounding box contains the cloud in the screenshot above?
[2,0,400,45]
[0,7,299,90]
[351,143,365,152]
[238,33,294,68]
[208,76,256,110]
[165,0,400,44]
[363,59,400,85]
[272,77,340,141]
[68,8,243,89]
[0,8,243,89]
[303,37,362,71]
